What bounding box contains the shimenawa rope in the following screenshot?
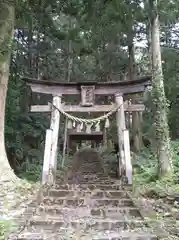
[48,102,122,124]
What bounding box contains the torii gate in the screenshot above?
[23,76,151,185]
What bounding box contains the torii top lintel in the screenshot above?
[22,76,151,96]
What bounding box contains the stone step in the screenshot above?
[15,230,159,240]
[58,180,117,184]
[66,172,107,175]
[58,174,114,180]
[77,174,108,176]
[9,233,43,240]
[73,173,107,176]
[37,205,142,220]
[70,172,106,175]
[72,177,112,181]
[29,218,146,231]
[54,184,125,191]
[70,168,104,171]
[76,162,103,165]
[77,170,106,172]
[47,189,128,198]
[42,197,134,207]
[65,181,117,185]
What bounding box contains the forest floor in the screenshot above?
[136,196,179,238]
[133,163,179,239]
[0,176,40,239]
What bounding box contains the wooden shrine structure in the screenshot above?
[24,76,151,185]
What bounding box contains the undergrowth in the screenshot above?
[133,141,179,198]
[0,179,39,240]
[17,153,65,182]
[0,219,17,240]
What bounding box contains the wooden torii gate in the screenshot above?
[23,76,151,185]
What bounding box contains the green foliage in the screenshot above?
[0,220,16,240]
[99,148,117,164]
[133,142,179,197]
[17,160,42,182]
[171,141,179,170]
[5,72,65,181]
[163,49,179,139]
[0,3,14,62]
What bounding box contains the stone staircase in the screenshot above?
[9,149,161,239]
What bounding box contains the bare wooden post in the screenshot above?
[103,127,107,148]
[115,93,126,176]
[49,95,62,184]
[67,134,70,158]
[123,129,132,184]
[125,100,130,129]
[107,139,113,149]
[62,117,68,168]
[42,129,52,184]
[125,112,129,129]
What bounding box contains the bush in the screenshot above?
[0,220,16,240]
[133,142,179,197]
[171,141,179,170]
[16,152,65,182]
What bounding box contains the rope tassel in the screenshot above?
[105,117,110,128]
[86,123,93,133]
[76,123,81,132]
[95,121,101,132]
[67,119,72,129]
[80,122,84,130]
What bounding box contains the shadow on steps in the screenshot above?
[66,147,107,183]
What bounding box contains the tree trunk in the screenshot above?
[0,3,17,181]
[149,0,172,177]
[67,40,73,82]
[147,23,152,72]
[128,34,142,152]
